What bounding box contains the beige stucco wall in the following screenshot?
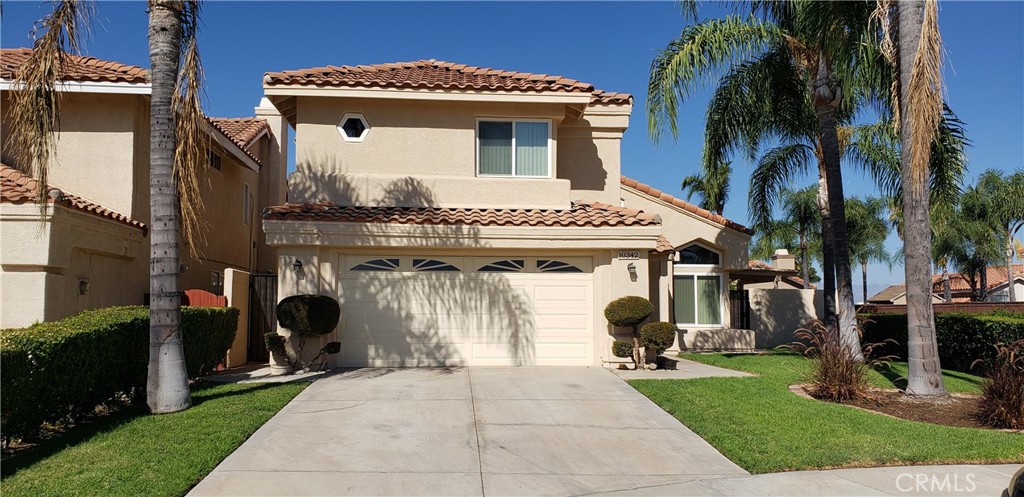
[0,204,147,328]
[224,268,250,367]
[748,288,823,348]
[1,92,146,218]
[179,150,260,293]
[285,96,628,209]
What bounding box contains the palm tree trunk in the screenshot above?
[813,88,862,361]
[817,168,837,329]
[862,259,868,304]
[900,0,946,396]
[979,262,988,301]
[146,0,191,414]
[1007,232,1016,302]
[800,236,810,290]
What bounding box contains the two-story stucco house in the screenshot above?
[259,60,755,367]
[0,48,287,330]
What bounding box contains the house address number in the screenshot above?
[617,251,640,260]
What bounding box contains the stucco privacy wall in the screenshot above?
[748,288,823,348]
[286,97,627,208]
[0,204,146,328]
[264,220,658,367]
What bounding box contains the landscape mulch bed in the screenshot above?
[841,390,988,429]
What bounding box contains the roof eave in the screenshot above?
[0,78,151,95]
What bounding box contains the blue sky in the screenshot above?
[3,1,1022,293]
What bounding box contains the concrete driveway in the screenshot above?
[189,367,746,496]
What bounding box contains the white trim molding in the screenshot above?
[0,79,151,95]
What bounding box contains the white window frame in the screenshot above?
[475,118,553,178]
[338,113,369,143]
[672,243,725,327]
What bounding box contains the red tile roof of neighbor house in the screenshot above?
[1,48,149,83]
[0,164,147,233]
[206,117,269,166]
[264,59,632,105]
[933,265,1024,292]
[262,200,660,228]
[620,176,752,234]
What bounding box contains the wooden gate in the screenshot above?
[247,274,277,362]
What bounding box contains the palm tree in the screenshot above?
[680,159,731,215]
[845,197,892,303]
[932,177,1009,302]
[880,0,947,396]
[648,2,878,360]
[751,185,822,289]
[8,0,208,413]
[975,169,1024,302]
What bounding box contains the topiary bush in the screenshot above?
[604,296,655,328]
[604,296,654,370]
[612,340,633,359]
[860,312,1024,372]
[277,295,341,337]
[272,294,342,372]
[641,322,677,356]
[0,306,238,445]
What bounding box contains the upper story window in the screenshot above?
[208,151,222,170]
[677,244,720,266]
[338,113,370,142]
[477,119,551,177]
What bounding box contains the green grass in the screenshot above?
[629,353,1023,474]
[1,381,306,497]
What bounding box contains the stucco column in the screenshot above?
[223,268,250,368]
[254,98,289,206]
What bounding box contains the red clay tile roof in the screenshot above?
[262,200,659,228]
[1,48,149,83]
[653,235,674,253]
[264,59,631,105]
[932,265,1024,293]
[0,164,147,233]
[207,117,268,166]
[620,176,752,234]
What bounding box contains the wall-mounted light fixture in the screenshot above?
[292,259,303,273]
[78,279,91,295]
[627,262,637,280]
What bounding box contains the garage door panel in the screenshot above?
[337,254,594,367]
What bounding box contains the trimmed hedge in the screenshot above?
[604,296,654,328]
[1,306,238,443]
[860,312,1024,373]
[641,322,678,355]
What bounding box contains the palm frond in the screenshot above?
[647,15,779,142]
[905,0,944,190]
[748,143,814,230]
[172,9,209,259]
[6,0,93,215]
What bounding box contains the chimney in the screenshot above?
[771,249,796,271]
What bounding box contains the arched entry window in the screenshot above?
[673,243,723,326]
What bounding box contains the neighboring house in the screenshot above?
[0,48,286,329]
[867,264,1024,304]
[260,59,765,367]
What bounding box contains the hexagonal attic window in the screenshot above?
[338,113,369,142]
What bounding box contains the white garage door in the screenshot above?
[336,255,594,366]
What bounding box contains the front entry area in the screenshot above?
[335,255,595,366]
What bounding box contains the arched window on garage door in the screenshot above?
[350,258,400,271]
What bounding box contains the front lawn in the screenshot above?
[629,353,1023,474]
[1,381,306,497]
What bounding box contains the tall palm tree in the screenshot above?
[975,169,1024,302]
[932,177,1009,302]
[648,2,878,360]
[845,196,892,303]
[8,0,208,413]
[680,159,731,215]
[750,185,822,289]
[881,0,947,396]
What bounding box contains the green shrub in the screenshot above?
[976,339,1024,429]
[612,340,633,359]
[277,295,341,337]
[787,320,883,402]
[860,312,1024,372]
[0,306,238,444]
[640,322,677,355]
[604,296,654,328]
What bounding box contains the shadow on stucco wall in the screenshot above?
[282,158,538,366]
[748,288,822,348]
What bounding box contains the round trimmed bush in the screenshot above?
[604,296,654,328]
[641,322,677,355]
[276,295,341,336]
[612,340,633,359]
